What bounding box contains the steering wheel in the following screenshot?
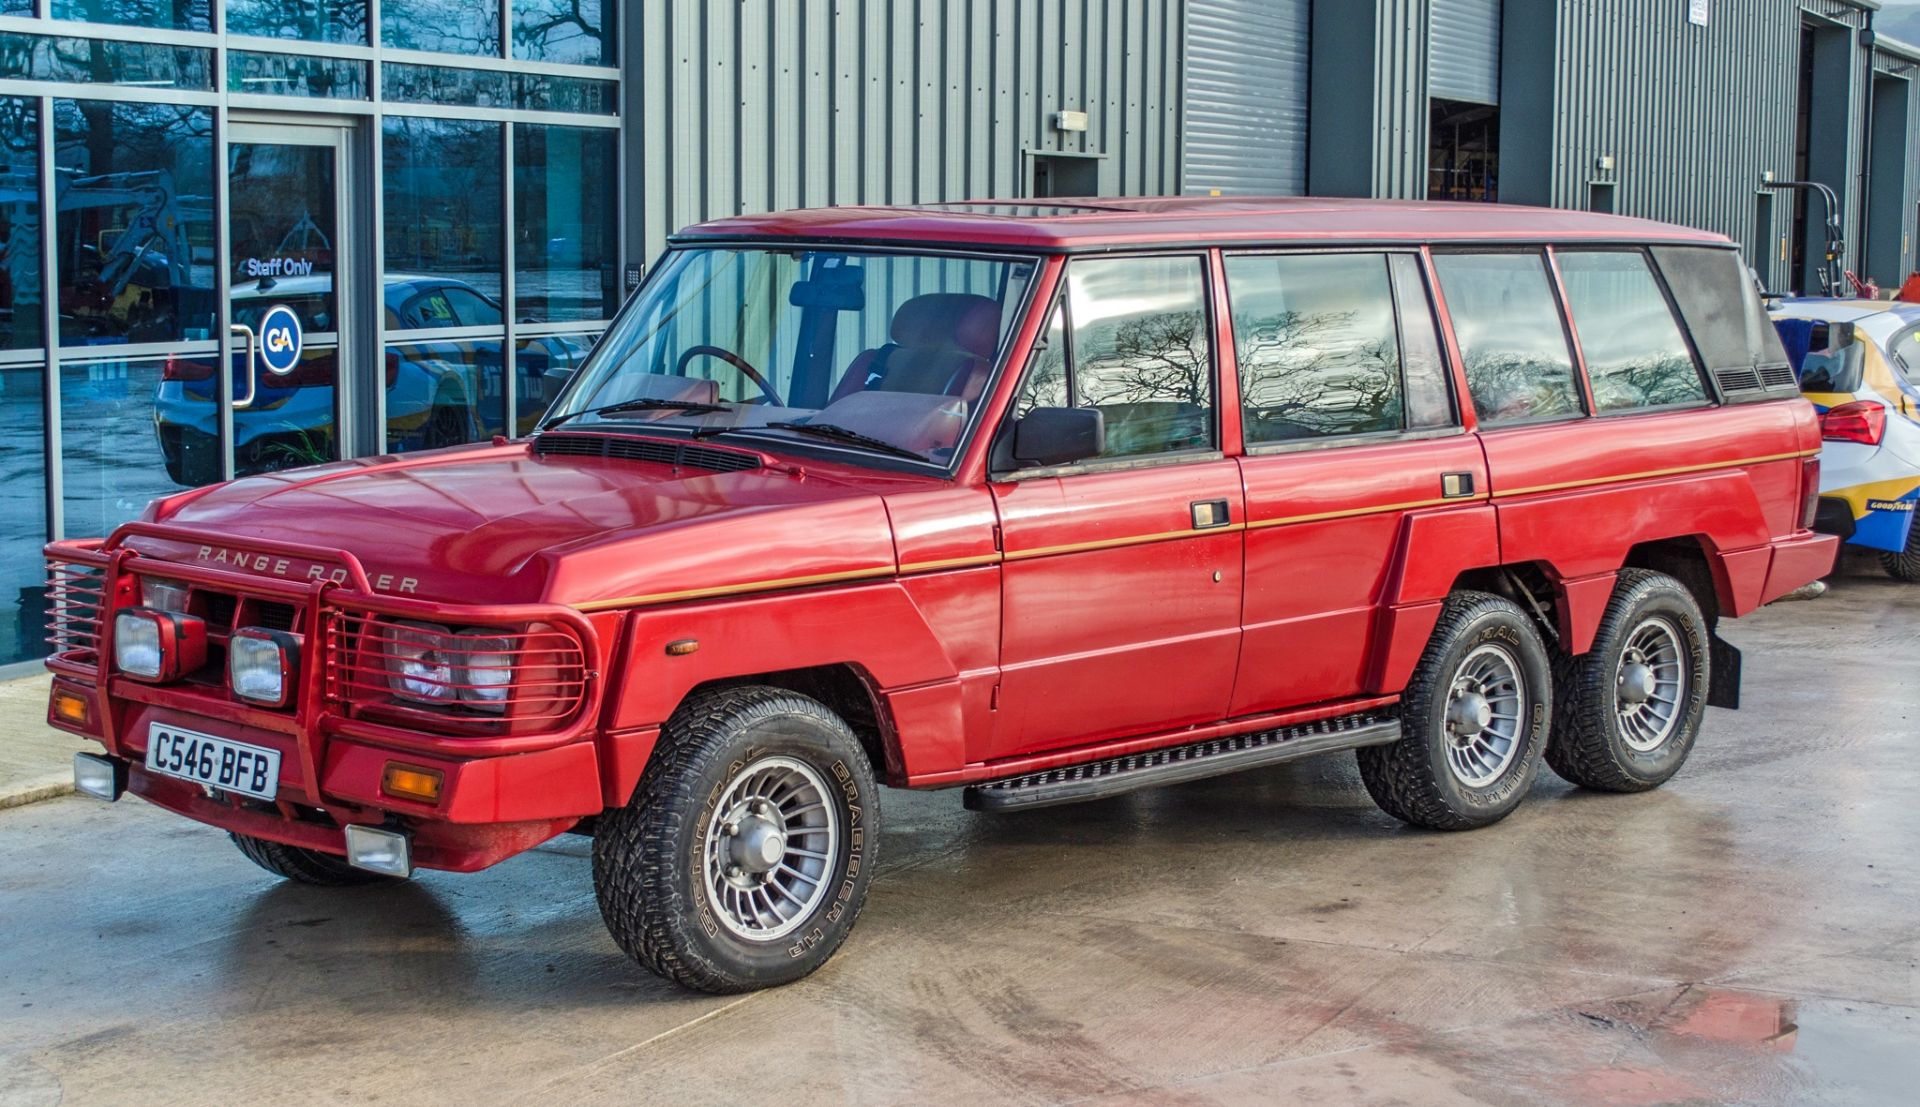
[675,345,781,406]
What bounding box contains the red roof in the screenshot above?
[676,196,1734,251]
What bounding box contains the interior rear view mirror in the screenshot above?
[788,264,865,311]
[1012,406,1104,468]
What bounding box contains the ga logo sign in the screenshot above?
[258,304,303,375]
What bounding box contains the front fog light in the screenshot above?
[73,752,126,802]
[113,608,207,682]
[230,628,301,707]
[344,825,412,878]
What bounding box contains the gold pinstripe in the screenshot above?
[569,450,1816,612]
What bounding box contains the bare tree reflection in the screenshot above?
[1235,308,1403,440]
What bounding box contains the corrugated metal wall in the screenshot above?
[1182,0,1312,196]
[621,0,1185,265]
[1430,0,1502,105]
[1870,44,1920,284]
[1542,0,1868,281]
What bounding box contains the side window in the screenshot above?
[1225,253,1404,444]
[1557,251,1708,412]
[1014,255,1215,460]
[443,286,505,328]
[1651,245,1793,385]
[1893,329,1920,386]
[1432,252,1584,427]
[1389,253,1456,430]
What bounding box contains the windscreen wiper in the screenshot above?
[541,397,734,430]
[760,421,932,462]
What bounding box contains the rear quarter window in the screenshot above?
[1650,246,1794,396]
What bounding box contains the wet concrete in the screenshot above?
[3,550,1917,1107]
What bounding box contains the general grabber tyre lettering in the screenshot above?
[1357,591,1552,831]
[229,832,393,886]
[592,685,879,994]
[1883,520,1920,583]
[1546,569,1710,793]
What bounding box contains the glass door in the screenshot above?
[214,120,353,481]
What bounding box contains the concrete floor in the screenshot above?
[3,552,1917,1107]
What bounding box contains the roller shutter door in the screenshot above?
[1431,0,1503,105]
[1182,0,1311,196]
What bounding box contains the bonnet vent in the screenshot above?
[533,431,762,473]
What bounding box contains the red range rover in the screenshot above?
[43,198,1836,993]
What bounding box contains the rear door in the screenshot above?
[988,254,1245,760]
[1227,250,1492,715]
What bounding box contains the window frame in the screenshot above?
[1223,246,1467,458]
[995,249,1225,480]
[1430,246,1592,432]
[1550,245,1715,419]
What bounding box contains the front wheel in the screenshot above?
[1358,591,1552,831]
[1547,569,1710,793]
[593,686,879,994]
[230,832,392,886]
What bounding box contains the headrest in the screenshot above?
[889,294,1002,358]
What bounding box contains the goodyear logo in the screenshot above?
[1866,499,1916,513]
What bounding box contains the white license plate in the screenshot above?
[144,723,282,801]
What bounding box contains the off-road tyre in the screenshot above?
[593,685,879,994]
[230,832,392,886]
[1357,591,1552,831]
[1546,569,1710,793]
[1883,522,1920,583]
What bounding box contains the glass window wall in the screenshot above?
[53,101,217,347]
[382,0,501,57]
[224,1,370,45]
[515,123,615,323]
[513,0,613,65]
[0,0,620,671]
[50,1,213,33]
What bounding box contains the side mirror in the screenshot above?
[1012,406,1104,468]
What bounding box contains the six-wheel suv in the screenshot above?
[42,198,1836,993]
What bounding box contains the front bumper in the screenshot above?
[44,523,610,872]
[55,681,606,872]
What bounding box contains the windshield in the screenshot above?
[549,246,1038,465]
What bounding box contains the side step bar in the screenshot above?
[963,712,1402,812]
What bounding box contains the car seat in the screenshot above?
[833,293,1000,404]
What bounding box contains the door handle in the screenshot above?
[1191,499,1231,529]
[230,323,260,409]
[1441,472,1476,499]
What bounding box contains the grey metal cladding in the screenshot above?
[1182,0,1312,196]
[1430,0,1502,105]
[623,0,1185,266]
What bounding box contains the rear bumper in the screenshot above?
[1812,496,1857,541]
[1760,531,1842,605]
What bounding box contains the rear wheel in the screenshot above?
[1358,591,1552,831]
[1883,521,1920,583]
[593,686,879,994]
[1547,569,1710,792]
[230,832,391,886]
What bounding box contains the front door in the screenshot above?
[987,254,1245,761]
[169,118,358,485]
